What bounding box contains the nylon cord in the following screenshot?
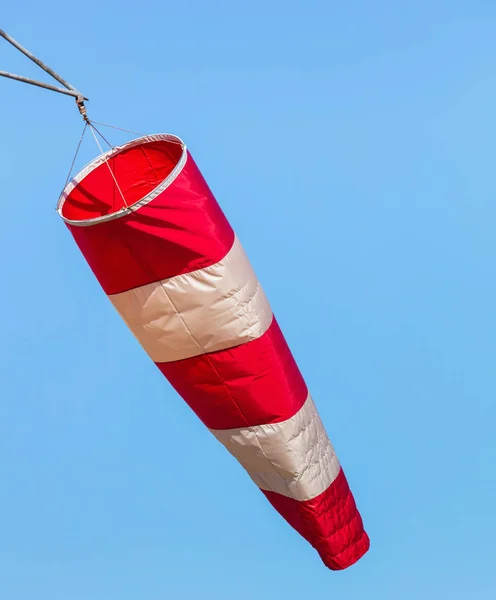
[64,121,89,188]
[89,124,129,208]
[89,119,184,145]
[89,122,115,149]
[89,120,143,137]
[62,117,181,209]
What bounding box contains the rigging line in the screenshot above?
[88,123,129,208]
[89,120,184,146]
[89,120,143,136]
[88,122,115,149]
[64,121,89,189]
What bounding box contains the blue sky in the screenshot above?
[1,1,495,598]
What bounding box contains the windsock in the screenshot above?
[57,134,369,570]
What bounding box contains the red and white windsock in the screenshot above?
[57,134,370,570]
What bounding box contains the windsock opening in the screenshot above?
[57,134,186,226]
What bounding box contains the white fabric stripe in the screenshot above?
[211,395,341,502]
[108,236,273,363]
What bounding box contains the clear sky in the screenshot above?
[1,1,495,598]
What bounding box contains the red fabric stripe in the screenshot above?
[157,318,308,430]
[62,141,185,222]
[262,468,370,570]
[64,152,234,295]
[261,469,370,571]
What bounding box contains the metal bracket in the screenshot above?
[0,28,89,113]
